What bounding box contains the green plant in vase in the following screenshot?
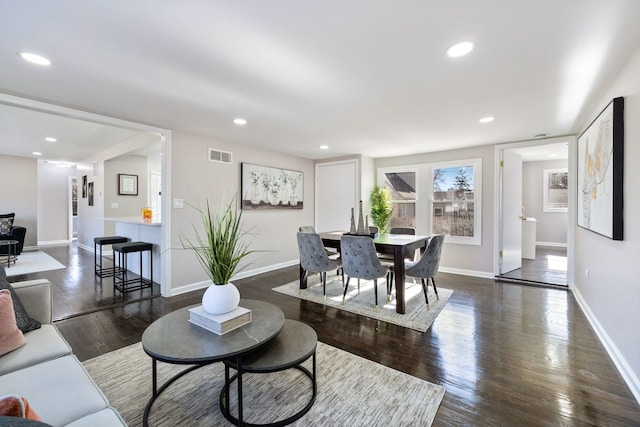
[370,186,393,234]
[181,195,256,314]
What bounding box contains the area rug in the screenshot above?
[84,341,445,426]
[3,250,65,277]
[273,274,452,332]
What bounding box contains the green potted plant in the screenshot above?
[181,195,256,314]
[370,186,393,234]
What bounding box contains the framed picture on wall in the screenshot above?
[82,175,87,198]
[88,182,94,206]
[543,169,568,212]
[118,174,138,196]
[240,163,303,209]
[577,97,624,240]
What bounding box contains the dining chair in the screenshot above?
[340,235,391,308]
[299,225,340,261]
[298,225,316,233]
[297,232,343,299]
[403,233,445,309]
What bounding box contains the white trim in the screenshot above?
[536,241,567,248]
[167,259,299,297]
[572,286,640,404]
[438,266,494,279]
[429,158,482,246]
[37,240,71,247]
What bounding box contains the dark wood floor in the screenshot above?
[498,246,568,287]
[12,243,640,426]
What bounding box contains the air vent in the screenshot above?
[208,148,232,165]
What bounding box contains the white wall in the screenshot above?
[376,144,495,276]
[0,155,37,248]
[37,162,76,244]
[169,130,315,294]
[573,43,640,401]
[103,155,149,235]
[522,159,568,245]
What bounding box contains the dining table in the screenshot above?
[300,231,430,314]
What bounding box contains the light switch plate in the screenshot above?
[174,198,184,209]
[111,202,118,209]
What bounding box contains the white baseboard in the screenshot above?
[438,267,494,279]
[168,259,300,297]
[572,285,640,404]
[536,241,567,248]
[37,240,72,247]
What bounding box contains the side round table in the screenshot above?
[220,319,318,427]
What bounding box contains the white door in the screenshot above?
[316,160,358,232]
[500,150,523,274]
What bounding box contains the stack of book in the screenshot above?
[188,305,252,335]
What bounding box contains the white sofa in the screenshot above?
[0,278,126,426]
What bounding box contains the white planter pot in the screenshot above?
[202,282,240,315]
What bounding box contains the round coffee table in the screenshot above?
[0,239,18,268]
[141,299,285,427]
[220,319,318,427]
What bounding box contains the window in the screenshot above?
[543,168,568,212]
[430,159,482,245]
[380,167,417,228]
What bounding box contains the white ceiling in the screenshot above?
[1,1,639,162]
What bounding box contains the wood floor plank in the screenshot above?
[12,243,639,425]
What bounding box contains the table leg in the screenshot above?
[152,359,157,395]
[237,355,244,426]
[393,246,406,314]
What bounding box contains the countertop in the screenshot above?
[102,216,162,226]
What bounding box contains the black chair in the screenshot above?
[94,236,130,277]
[112,241,153,296]
[0,213,27,255]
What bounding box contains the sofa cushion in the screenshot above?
[0,213,14,235]
[65,408,127,427]
[0,290,26,357]
[0,325,72,375]
[0,266,41,333]
[0,355,110,427]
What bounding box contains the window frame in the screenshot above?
[429,158,482,245]
[543,168,568,213]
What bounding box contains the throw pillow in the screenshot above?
[0,394,42,421]
[0,216,14,235]
[0,266,41,333]
[0,290,26,356]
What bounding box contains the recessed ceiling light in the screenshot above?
[233,118,247,125]
[319,145,329,150]
[479,116,495,124]
[45,137,57,142]
[32,151,42,156]
[447,41,474,58]
[19,52,51,66]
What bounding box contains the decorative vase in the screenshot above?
[290,193,298,206]
[250,184,261,205]
[270,191,280,206]
[202,283,240,314]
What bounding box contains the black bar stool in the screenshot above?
[94,236,130,277]
[112,241,153,296]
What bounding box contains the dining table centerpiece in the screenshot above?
[181,195,256,315]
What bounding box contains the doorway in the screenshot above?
[68,176,78,241]
[495,138,572,287]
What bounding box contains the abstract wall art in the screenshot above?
[577,97,624,240]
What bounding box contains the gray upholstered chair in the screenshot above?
[390,226,416,235]
[404,233,445,309]
[299,225,316,233]
[297,232,343,299]
[340,235,390,308]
